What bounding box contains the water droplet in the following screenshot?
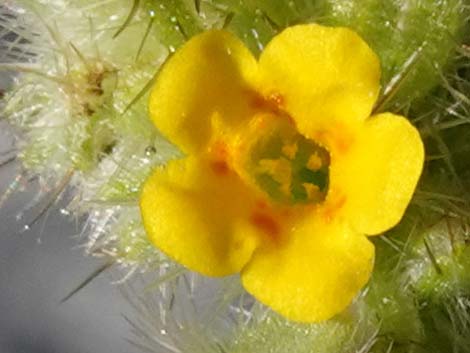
[382,297,391,304]
[145,146,157,156]
[251,29,264,51]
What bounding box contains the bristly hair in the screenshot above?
[1,1,470,353]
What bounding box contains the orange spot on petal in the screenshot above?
[211,160,230,175]
[250,91,284,111]
[251,212,281,243]
[335,135,353,154]
[210,141,228,159]
[314,125,354,156]
[247,91,296,126]
[209,141,232,176]
[251,94,268,110]
[256,199,269,209]
[323,194,347,223]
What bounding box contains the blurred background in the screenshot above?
[0,74,136,353]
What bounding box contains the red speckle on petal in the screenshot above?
[314,125,355,156]
[250,212,281,242]
[211,160,230,175]
[251,94,267,110]
[249,91,296,127]
[323,194,347,223]
[250,91,284,112]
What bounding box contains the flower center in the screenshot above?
[247,119,330,205]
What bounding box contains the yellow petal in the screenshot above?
[140,156,259,276]
[241,216,374,322]
[258,24,380,135]
[332,113,424,235]
[148,30,258,154]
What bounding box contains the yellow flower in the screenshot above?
[140,24,424,322]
